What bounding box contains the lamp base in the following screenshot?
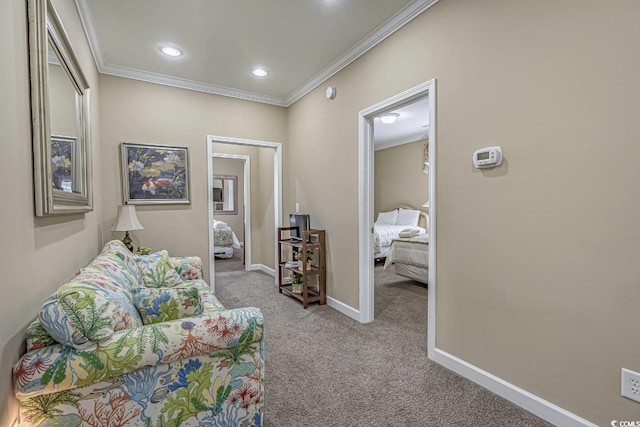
[121,231,133,252]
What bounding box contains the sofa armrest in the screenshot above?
[170,256,203,281]
[14,307,263,399]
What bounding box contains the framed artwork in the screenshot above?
[51,136,75,193]
[120,142,190,204]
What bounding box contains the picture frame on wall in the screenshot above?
[120,142,190,205]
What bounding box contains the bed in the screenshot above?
[213,219,241,258]
[383,232,429,284]
[373,206,428,260]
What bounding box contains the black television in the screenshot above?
[213,188,223,202]
[289,213,310,241]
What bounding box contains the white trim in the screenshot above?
[358,80,436,360]
[207,136,283,288]
[246,264,276,277]
[357,112,375,324]
[75,0,440,107]
[100,63,287,107]
[74,0,105,71]
[434,349,598,427]
[327,297,360,322]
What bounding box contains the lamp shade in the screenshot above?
[111,205,144,232]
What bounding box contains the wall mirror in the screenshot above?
[29,0,92,216]
[212,175,238,215]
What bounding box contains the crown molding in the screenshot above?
[75,0,105,70]
[100,63,288,106]
[75,0,439,108]
[284,0,440,106]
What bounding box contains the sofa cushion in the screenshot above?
[170,256,204,281]
[134,287,202,325]
[135,250,183,288]
[39,279,143,349]
[98,240,143,286]
[25,318,56,352]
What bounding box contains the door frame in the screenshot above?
[207,135,283,291]
[357,79,437,359]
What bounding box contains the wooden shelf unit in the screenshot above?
[277,227,326,308]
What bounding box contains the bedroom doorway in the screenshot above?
[207,136,283,293]
[358,79,436,359]
[211,153,250,270]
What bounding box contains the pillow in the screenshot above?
[39,281,142,349]
[134,287,202,325]
[397,208,420,227]
[135,250,183,288]
[375,209,398,225]
[399,228,420,238]
[25,318,56,352]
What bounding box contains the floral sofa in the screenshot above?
[13,240,264,427]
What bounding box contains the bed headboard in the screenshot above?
[395,205,429,231]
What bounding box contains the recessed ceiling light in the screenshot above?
[160,46,183,57]
[379,113,400,124]
[252,68,268,77]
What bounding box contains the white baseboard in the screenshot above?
[433,349,597,427]
[327,296,360,321]
[246,264,275,277]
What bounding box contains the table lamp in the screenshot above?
[111,205,144,251]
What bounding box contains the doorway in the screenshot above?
[207,135,283,292]
[211,153,250,270]
[358,79,436,359]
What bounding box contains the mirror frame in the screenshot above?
[29,0,92,216]
[212,175,238,215]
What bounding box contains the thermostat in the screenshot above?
[473,146,503,169]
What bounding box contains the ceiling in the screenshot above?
[76,0,439,107]
[373,97,430,150]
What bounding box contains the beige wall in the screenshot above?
[374,139,429,216]
[99,75,286,281]
[286,0,640,424]
[213,158,244,242]
[0,0,102,424]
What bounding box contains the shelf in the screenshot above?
[278,238,320,249]
[278,227,326,309]
[280,284,322,304]
[279,263,320,275]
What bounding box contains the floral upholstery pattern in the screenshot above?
[135,250,184,288]
[25,319,56,352]
[14,240,264,427]
[134,287,202,324]
[213,226,234,246]
[170,256,203,281]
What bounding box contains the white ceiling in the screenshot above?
[76,0,439,106]
[374,97,430,150]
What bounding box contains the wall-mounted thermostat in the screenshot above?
[473,146,503,169]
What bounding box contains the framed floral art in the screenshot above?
[120,142,190,205]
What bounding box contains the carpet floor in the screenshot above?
[213,252,551,427]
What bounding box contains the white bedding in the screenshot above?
[374,224,426,258]
[213,220,241,258]
[384,233,429,269]
[384,233,429,284]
